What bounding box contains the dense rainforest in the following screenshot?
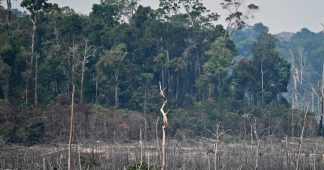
[0,0,321,145]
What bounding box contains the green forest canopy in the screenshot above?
[0,0,321,143]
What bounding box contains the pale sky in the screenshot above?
[6,0,324,34]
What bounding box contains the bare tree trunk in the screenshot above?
[261,58,264,105]
[25,15,36,108]
[267,111,271,139]
[95,76,98,104]
[6,0,11,27]
[30,15,36,66]
[161,66,164,89]
[154,117,160,164]
[54,23,59,47]
[214,142,218,170]
[296,104,309,170]
[311,93,314,113]
[147,152,150,170]
[68,84,75,170]
[69,36,76,99]
[318,63,324,136]
[80,48,86,105]
[223,18,233,42]
[155,117,160,150]
[114,71,119,108]
[250,123,253,148]
[319,100,323,136]
[159,82,168,170]
[35,54,38,107]
[205,124,227,170]
[30,15,37,107]
[195,50,200,100]
[162,122,166,170]
[2,69,10,102]
[139,128,143,167]
[80,40,92,105]
[290,49,306,136]
[144,85,148,141]
[166,51,172,96]
[176,76,179,107]
[78,144,82,170]
[244,118,247,141]
[291,64,298,137]
[298,48,305,84]
[25,78,28,109]
[253,118,260,170]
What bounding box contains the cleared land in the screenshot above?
[2,138,324,169]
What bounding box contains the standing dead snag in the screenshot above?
[296,104,309,170]
[253,117,260,170]
[318,63,324,136]
[154,117,160,164]
[80,39,96,105]
[159,82,168,170]
[67,84,75,170]
[205,124,228,170]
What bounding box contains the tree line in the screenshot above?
[0,0,313,144]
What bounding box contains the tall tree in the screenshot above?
[203,37,234,99]
[21,0,50,107]
[253,33,290,103]
[80,39,96,105]
[96,43,128,108]
[220,0,259,41]
[0,59,11,101]
[235,33,291,104]
[159,0,219,27]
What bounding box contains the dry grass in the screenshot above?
[1,138,324,170]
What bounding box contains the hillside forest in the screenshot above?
[0,0,324,145]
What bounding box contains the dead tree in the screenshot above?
[261,57,264,104]
[290,60,299,137]
[308,83,322,135]
[318,64,324,136]
[308,66,321,135]
[154,117,160,162]
[253,117,260,170]
[66,38,88,169]
[67,84,75,170]
[80,39,96,105]
[318,24,324,135]
[139,128,143,168]
[296,104,309,170]
[205,124,228,170]
[289,48,306,136]
[30,14,37,107]
[159,82,168,170]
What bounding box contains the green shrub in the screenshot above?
[0,123,18,143]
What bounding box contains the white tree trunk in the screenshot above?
[80,40,89,105]
[68,84,75,170]
[159,82,168,170]
[114,71,119,108]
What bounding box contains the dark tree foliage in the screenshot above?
[0,1,301,143]
[234,33,290,104]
